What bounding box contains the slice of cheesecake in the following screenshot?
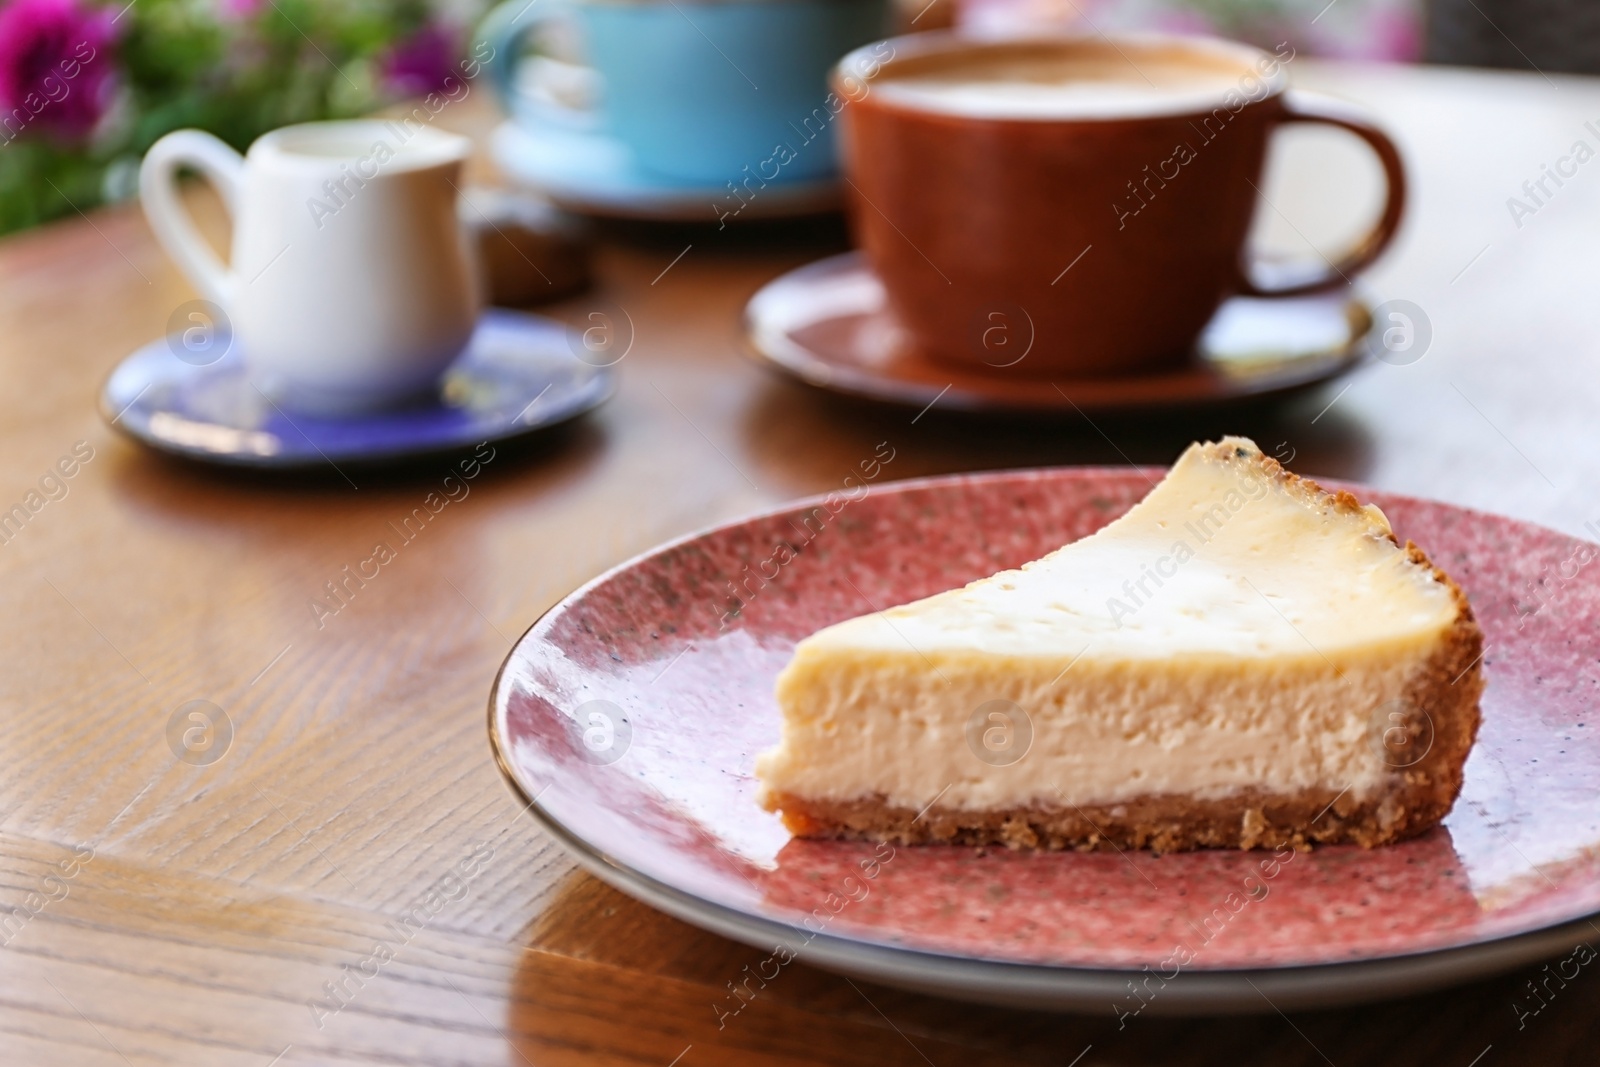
[755,437,1483,852]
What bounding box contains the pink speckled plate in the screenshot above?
[488,467,1600,1013]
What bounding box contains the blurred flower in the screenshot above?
[1146,9,1218,36]
[1362,8,1422,62]
[380,21,458,98]
[0,0,118,138]
[216,0,265,20]
[0,0,494,235]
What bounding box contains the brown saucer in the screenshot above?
[743,253,1373,415]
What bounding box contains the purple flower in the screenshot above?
[380,22,460,98]
[0,0,117,139]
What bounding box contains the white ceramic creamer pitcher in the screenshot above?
[140,120,482,411]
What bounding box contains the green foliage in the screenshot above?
[0,138,104,232]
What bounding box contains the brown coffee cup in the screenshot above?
[833,33,1406,377]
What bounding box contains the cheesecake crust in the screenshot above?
[763,454,1486,853]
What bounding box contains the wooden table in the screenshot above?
[1,57,1596,1066]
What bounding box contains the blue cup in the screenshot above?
[477,0,889,185]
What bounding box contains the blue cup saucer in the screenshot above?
[100,309,615,470]
[489,121,841,224]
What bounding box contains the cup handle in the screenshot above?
[475,0,596,130]
[1238,90,1408,298]
[139,129,245,307]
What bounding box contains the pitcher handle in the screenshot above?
[139,129,246,307]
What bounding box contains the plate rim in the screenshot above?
[742,251,1374,415]
[487,739,1600,1013]
[489,121,842,222]
[98,307,616,470]
[486,464,1600,1011]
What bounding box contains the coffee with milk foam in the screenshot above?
[873,44,1269,120]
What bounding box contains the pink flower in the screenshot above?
[1363,9,1422,62]
[0,0,117,139]
[380,22,459,98]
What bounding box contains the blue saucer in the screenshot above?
[489,121,840,222]
[100,309,615,470]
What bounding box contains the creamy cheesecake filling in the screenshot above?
[760,641,1444,811]
[756,439,1462,816]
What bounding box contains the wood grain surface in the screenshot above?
[0,59,1597,1066]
